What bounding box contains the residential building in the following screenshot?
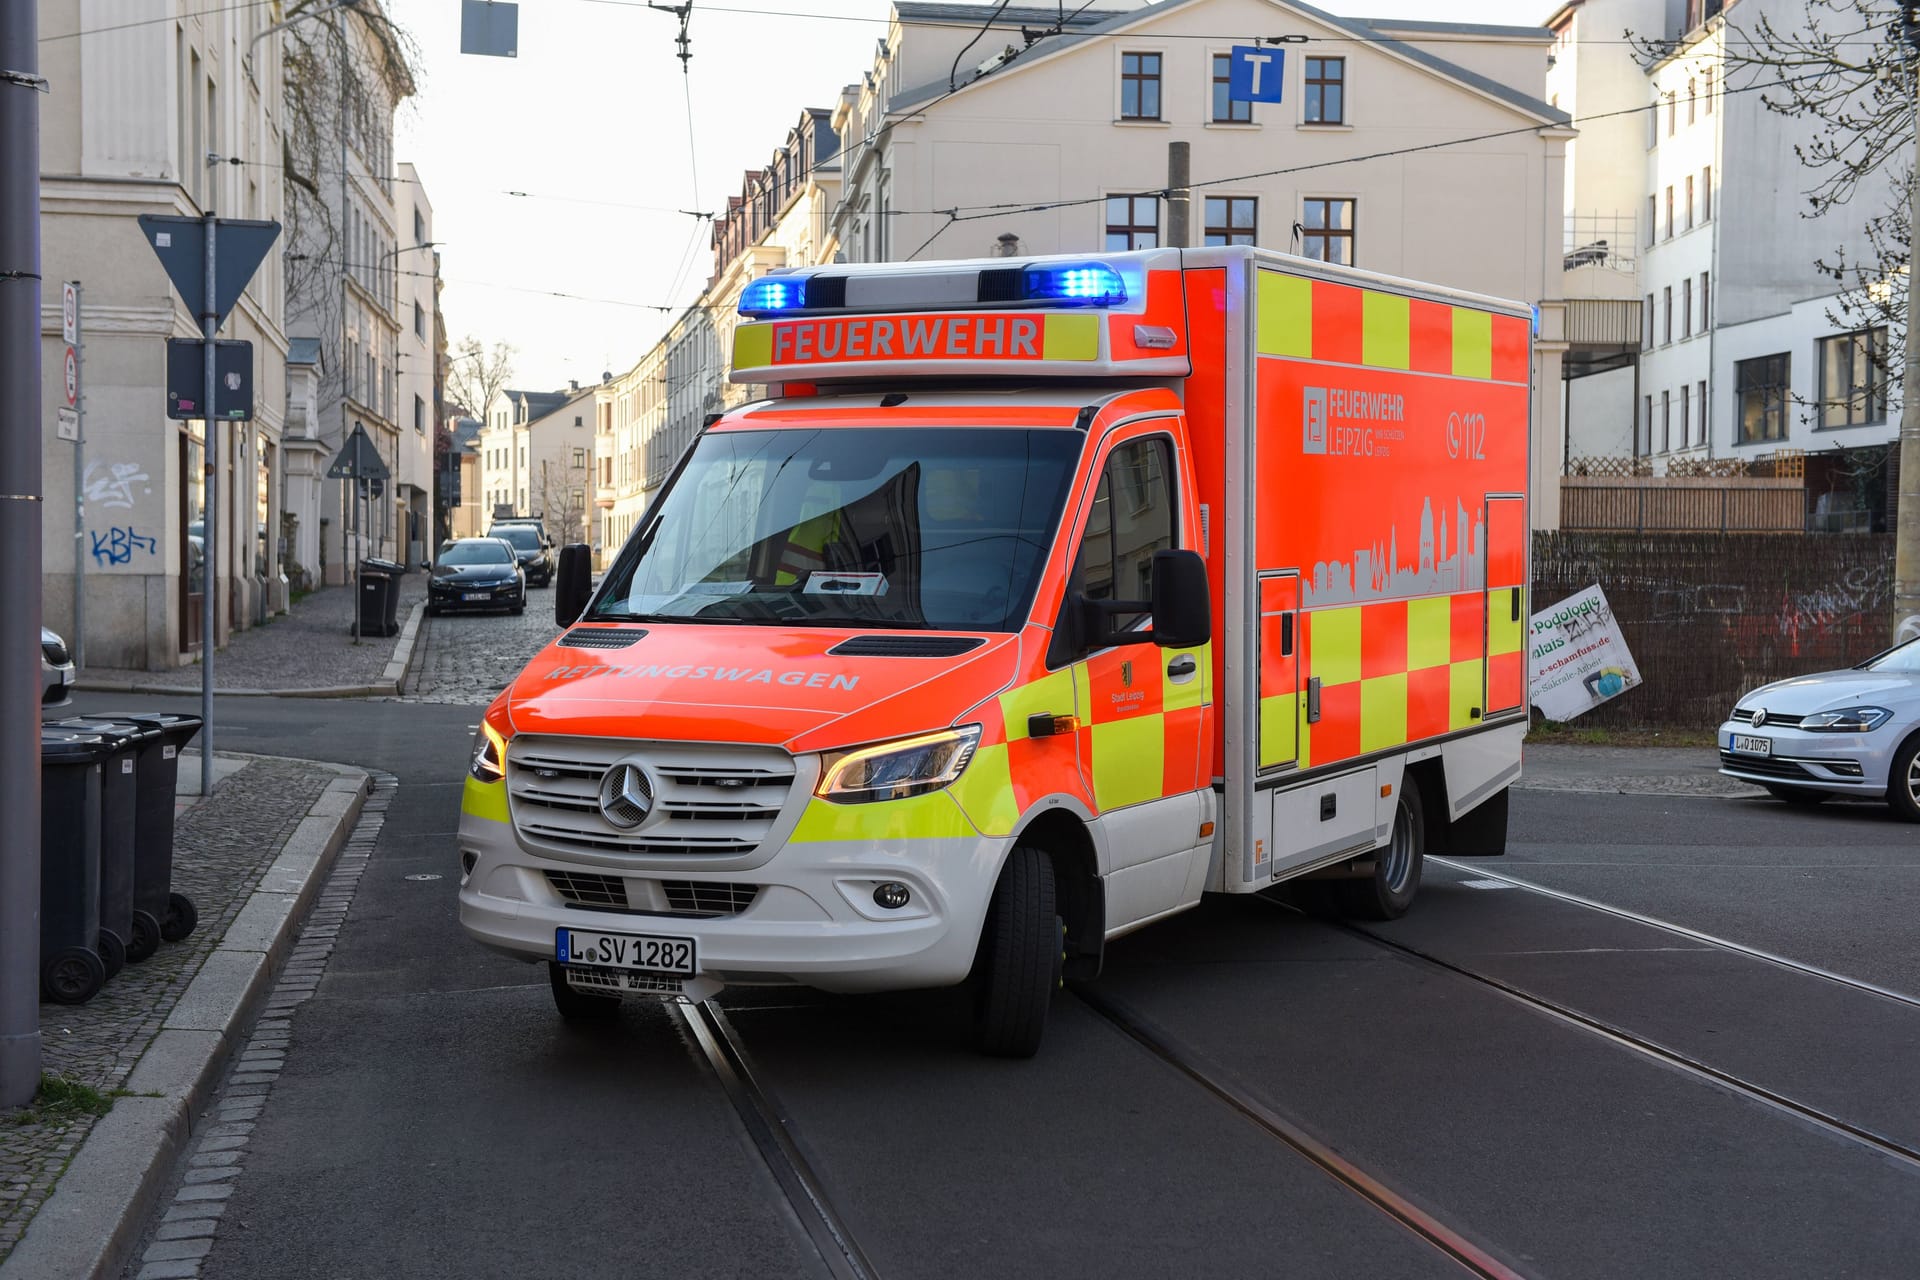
[393,161,439,566]
[831,0,1575,525]
[478,387,567,519]
[597,346,665,566]
[446,416,483,539]
[37,0,291,668]
[479,386,595,544]
[281,1,416,583]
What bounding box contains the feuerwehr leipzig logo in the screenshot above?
[598,762,655,829]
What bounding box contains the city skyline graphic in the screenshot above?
[1301,496,1486,607]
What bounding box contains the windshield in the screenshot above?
[1863,638,1920,673]
[491,526,543,550]
[439,541,513,566]
[588,426,1084,631]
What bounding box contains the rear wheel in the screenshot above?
[127,910,162,963]
[1334,783,1425,921]
[1887,738,1920,823]
[548,962,621,1021]
[972,845,1059,1058]
[42,947,105,1005]
[1764,784,1831,807]
[161,891,198,942]
[96,930,126,980]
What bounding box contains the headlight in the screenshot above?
[1799,706,1893,732]
[816,725,982,805]
[470,721,507,781]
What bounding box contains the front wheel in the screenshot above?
[972,846,1059,1058]
[128,909,162,963]
[548,962,621,1021]
[42,947,105,1005]
[1335,783,1425,921]
[1887,737,1920,823]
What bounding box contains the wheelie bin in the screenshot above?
[50,716,160,974]
[357,558,406,638]
[91,711,202,948]
[40,726,110,1005]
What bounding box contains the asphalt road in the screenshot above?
[84,612,1920,1279]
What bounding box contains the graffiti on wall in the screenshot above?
[82,460,152,511]
[1778,563,1893,654]
[89,526,157,567]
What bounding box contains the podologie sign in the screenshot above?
[1529,584,1642,721]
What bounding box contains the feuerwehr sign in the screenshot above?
[1528,584,1642,721]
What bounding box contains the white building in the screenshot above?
[393,162,440,567]
[479,386,596,543]
[37,0,291,669]
[479,388,567,520]
[832,0,1576,524]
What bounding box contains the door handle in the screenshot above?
[1166,655,1197,683]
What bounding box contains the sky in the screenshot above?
[385,0,1557,399]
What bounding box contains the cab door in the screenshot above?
[1064,424,1211,927]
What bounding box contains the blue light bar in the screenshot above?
[739,276,807,316]
[1023,263,1127,307]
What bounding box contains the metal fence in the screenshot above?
[1532,531,1896,728]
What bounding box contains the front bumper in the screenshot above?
[1716,719,1896,794]
[431,581,522,609]
[455,778,1006,996]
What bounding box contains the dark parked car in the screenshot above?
[488,523,555,587]
[428,538,526,615]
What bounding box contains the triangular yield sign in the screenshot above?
[137,215,282,328]
[327,423,391,480]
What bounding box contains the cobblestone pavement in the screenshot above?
[396,587,563,705]
[81,573,427,693]
[1517,744,1763,797]
[0,757,337,1264]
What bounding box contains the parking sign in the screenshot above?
[1228,46,1285,103]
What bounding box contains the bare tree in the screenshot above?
[447,336,517,424]
[536,457,592,549]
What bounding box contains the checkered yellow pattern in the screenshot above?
[1255,271,1530,384]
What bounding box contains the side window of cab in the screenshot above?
[1071,436,1175,630]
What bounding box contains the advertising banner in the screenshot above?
[1529,584,1641,720]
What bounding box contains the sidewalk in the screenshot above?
[77,573,429,697]
[0,754,369,1277]
[1519,743,1762,797]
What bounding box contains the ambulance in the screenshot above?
[457,247,1529,1057]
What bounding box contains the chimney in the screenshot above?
[569,379,580,392]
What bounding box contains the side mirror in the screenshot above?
[555,544,593,627]
[1148,549,1210,649]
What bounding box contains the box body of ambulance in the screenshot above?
[456,247,1529,1049]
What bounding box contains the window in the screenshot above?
[1736,353,1791,443]
[1661,390,1671,452]
[1680,384,1691,446]
[1647,195,1657,250]
[1105,195,1160,249]
[1644,294,1655,348]
[1705,68,1714,112]
[414,394,425,434]
[1204,196,1257,246]
[1302,198,1355,265]
[1665,186,1674,239]
[1074,437,1175,629]
[1211,54,1251,123]
[414,301,425,340]
[413,208,425,244]
[1667,90,1676,136]
[1818,328,1889,427]
[571,447,587,467]
[1698,379,1708,442]
[1685,174,1695,229]
[1700,271,1710,329]
[1120,53,1162,120]
[1682,278,1692,338]
[1687,78,1697,124]
[1663,286,1672,344]
[1305,57,1346,124]
[1702,165,1712,220]
[1643,395,1653,455]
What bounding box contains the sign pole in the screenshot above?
[201,212,218,796]
[68,281,84,668]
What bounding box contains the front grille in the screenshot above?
[828,635,986,658]
[1720,752,1815,780]
[563,967,683,996]
[41,639,69,666]
[509,736,796,862]
[559,627,647,649]
[1734,708,1805,728]
[547,870,627,909]
[662,881,760,917]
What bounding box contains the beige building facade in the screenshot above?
[393,161,439,566]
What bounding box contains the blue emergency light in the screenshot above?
[1023,263,1127,306]
[740,276,806,315]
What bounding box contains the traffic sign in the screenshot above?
[327,422,391,481]
[56,408,78,442]
[136,215,282,326]
[61,282,77,344]
[63,346,77,406]
[1228,46,1285,104]
[165,339,255,420]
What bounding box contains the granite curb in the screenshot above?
[0,761,371,1280]
[73,601,427,700]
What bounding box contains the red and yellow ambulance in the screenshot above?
[458,247,1529,1056]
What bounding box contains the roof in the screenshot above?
[502,388,570,422]
[524,386,598,429]
[1352,17,1554,42]
[451,417,483,450]
[892,3,1126,24]
[889,0,1568,126]
[286,337,322,366]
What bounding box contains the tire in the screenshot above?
[96,930,126,980]
[127,909,162,963]
[161,891,198,942]
[42,947,106,1005]
[548,962,621,1021]
[425,604,439,617]
[972,845,1059,1058]
[1764,784,1831,807]
[1335,783,1426,921]
[510,602,525,616]
[1887,736,1920,823]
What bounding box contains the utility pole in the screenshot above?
[1166,141,1191,249]
[0,0,44,1109]
[200,214,219,794]
[1897,7,1920,643]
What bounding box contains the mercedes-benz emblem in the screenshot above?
[1750,708,1768,728]
[598,762,655,829]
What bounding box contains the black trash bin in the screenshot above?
[51,716,161,974]
[40,726,110,1005]
[93,711,203,948]
[357,558,405,637]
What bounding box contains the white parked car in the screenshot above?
[1719,638,1920,822]
[41,627,73,709]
